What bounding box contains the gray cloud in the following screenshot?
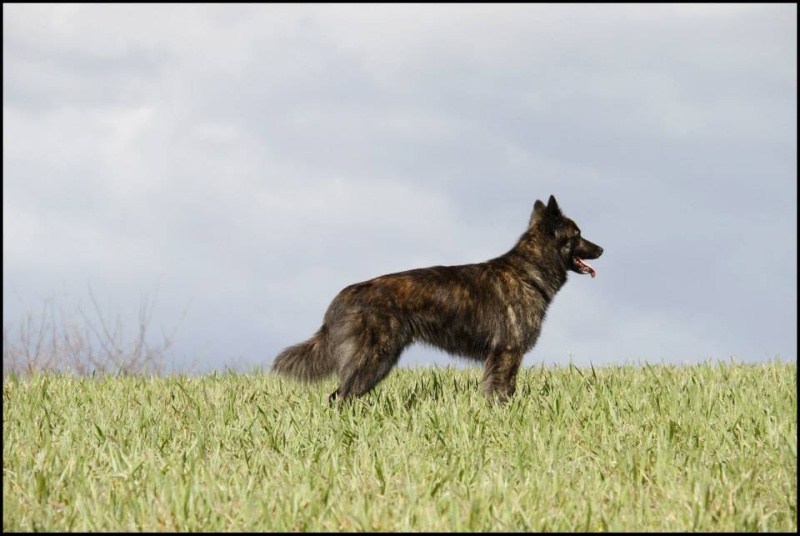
[3,4,796,374]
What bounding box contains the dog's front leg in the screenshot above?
[482,348,523,403]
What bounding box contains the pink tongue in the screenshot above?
[576,258,596,278]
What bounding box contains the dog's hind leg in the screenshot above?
[331,313,407,402]
[482,348,523,403]
[335,346,403,401]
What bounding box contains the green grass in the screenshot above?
[3,360,797,531]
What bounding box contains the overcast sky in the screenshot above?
[3,4,797,374]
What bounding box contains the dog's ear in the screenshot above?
[529,199,547,227]
[546,195,562,216]
[529,195,562,228]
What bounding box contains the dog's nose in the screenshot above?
[597,247,604,256]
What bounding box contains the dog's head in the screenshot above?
[529,195,604,278]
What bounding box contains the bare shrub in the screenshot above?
[3,289,184,377]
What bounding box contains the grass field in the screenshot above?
[2,360,797,531]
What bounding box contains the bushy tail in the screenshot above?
[272,326,336,382]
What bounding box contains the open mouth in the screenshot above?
[573,257,597,278]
